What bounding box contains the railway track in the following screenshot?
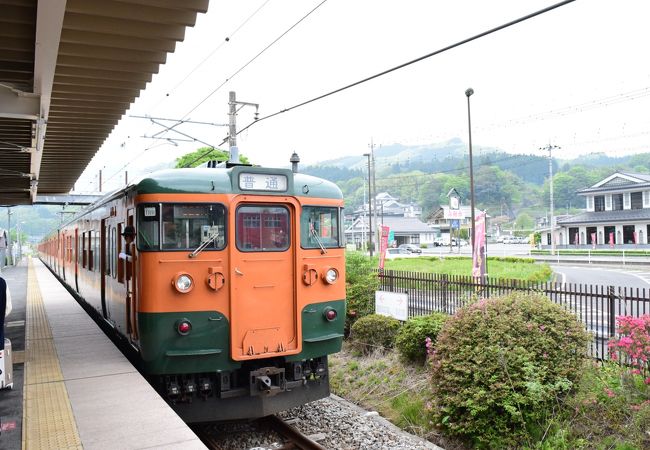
[193,415,328,450]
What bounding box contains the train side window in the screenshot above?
[150,203,225,251]
[300,206,340,249]
[137,204,160,250]
[111,227,117,278]
[88,231,93,271]
[236,205,289,252]
[82,232,87,268]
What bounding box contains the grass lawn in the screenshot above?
[383,256,552,282]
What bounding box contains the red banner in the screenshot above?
[378,225,390,269]
[609,232,614,248]
[633,231,638,245]
[472,211,486,279]
[591,232,596,249]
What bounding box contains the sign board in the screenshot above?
[444,209,464,219]
[375,291,408,321]
[450,219,460,229]
[239,172,288,191]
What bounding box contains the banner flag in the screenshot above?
[591,232,596,249]
[472,211,486,279]
[609,232,614,248]
[378,225,390,270]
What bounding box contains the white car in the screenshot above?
[385,248,412,259]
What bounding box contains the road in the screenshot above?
[551,265,650,292]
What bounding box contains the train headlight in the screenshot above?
[173,273,194,293]
[323,268,339,284]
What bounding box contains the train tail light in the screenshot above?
[323,307,337,321]
[176,319,192,335]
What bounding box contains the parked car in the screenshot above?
[398,244,422,254]
[385,247,412,258]
[433,237,447,247]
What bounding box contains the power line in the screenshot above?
[232,0,577,139]
[182,0,329,120]
[149,0,273,112]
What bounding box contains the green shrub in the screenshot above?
[345,252,379,332]
[350,313,401,354]
[430,291,591,448]
[395,313,448,363]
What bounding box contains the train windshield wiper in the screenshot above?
[189,227,219,258]
[309,222,327,255]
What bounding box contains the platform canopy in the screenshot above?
[0,0,209,206]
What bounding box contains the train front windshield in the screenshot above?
[137,203,226,251]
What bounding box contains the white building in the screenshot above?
[542,172,650,247]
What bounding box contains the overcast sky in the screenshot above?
[75,0,650,193]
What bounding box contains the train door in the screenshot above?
[125,210,138,341]
[100,219,108,318]
[229,199,298,360]
[62,231,67,281]
[74,228,79,293]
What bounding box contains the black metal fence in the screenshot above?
[376,270,650,360]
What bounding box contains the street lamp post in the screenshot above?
[363,152,373,257]
[465,88,476,257]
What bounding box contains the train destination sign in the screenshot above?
[239,173,288,192]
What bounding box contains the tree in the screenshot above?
[175,147,249,168]
[514,212,534,236]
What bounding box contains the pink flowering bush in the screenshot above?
[430,291,591,448]
[394,313,447,363]
[608,314,650,379]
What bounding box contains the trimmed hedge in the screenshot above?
[395,313,448,363]
[430,291,591,448]
[350,313,401,354]
[345,252,380,333]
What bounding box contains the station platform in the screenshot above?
[0,258,206,449]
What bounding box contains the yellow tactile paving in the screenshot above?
[22,259,82,450]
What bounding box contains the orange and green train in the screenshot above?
[39,163,345,422]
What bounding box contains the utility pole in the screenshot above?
[369,140,377,254]
[541,144,559,255]
[228,91,259,163]
[363,152,373,256]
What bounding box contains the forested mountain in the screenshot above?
[302,141,650,223]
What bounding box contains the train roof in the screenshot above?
[133,166,344,200]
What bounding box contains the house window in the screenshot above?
[631,192,643,210]
[594,195,605,212]
[586,227,597,244]
[612,194,624,211]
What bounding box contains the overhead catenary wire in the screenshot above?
[181,0,329,120]
[158,0,273,106]
[229,0,577,140]
[184,0,577,169]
